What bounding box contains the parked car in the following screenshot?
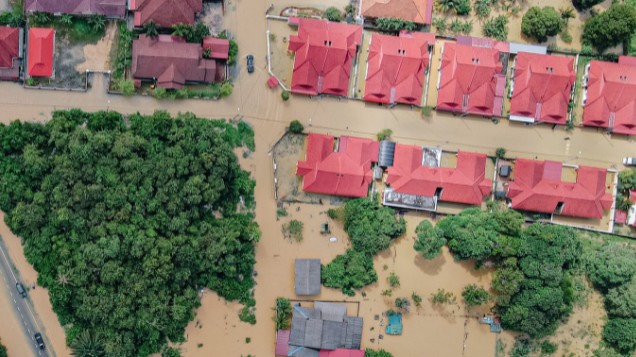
[624,157,636,166]
[34,332,45,350]
[246,55,254,74]
[15,282,26,298]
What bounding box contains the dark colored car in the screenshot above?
[15,282,26,298]
[246,55,254,74]
[34,333,45,350]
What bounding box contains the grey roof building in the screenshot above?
[295,259,321,295]
[288,302,364,355]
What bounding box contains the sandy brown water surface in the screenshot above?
[0,0,631,356]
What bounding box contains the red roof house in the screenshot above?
[507,159,613,219]
[288,18,362,96]
[130,0,202,27]
[132,35,225,89]
[583,59,636,135]
[0,27,21,81]
[510,52,575,125]
[296,133,379,197]
[319,349,365,357]
[27,28,54,78]
[364,32,434,105]
[25,0,127,17]
[437,43,504,116]
[202,37,230,60]
[386,146,492,205]
[361,0,433,25]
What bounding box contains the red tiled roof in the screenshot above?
[386,146,492,205]
[131,35,225,89]
[437,43,503,116]
[583,59,636,135]
[202,37,229,60]
[319,349,365,357]
[131,0,202,27]
[363,32,433,105]
[507,159,613,219]
[288,18,362,96]
[0,27,19,68]
[296,133,379,197]
[28,28,54,78]
[361,0,433,25]
[25,0,127,17]
[510,52,575,125]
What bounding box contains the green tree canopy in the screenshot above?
[364,348,393,357]
[521,7,564,42]
[343,198,405,255]
[582,4,636,52]
[322,249,377,296]
[605,278,636,318]
[0,110,259,356]
[413,220,446,259]
[573,0,603,10]
[602,318,636,355]
[324,7,341,22]
[462,284,490,307]
[587,243,636,291]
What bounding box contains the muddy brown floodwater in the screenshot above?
[0,0,632,356]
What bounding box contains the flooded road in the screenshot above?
[0,0,631,356]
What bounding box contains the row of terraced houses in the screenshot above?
[285,17,636,136]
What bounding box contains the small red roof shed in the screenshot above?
[364,32,433,105]
[28,28,54,78]
[437,42,504,117]
[202,37,229,60]
[275,330,290,356]
[296,133,379,197]
[386,146,492,205]
[510,52,575,125]
[506,159,613,219]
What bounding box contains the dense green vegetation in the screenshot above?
[322,249,378,296]
[616,168,636,211]
[521,6,564,42]
[288,120,304,134]
[462,284,490,307]
[587,242,636,355]
[324,7,342,22]
[29,12,106,43]
[482,15,509,41]
[364,349,393,357]
[374,17,416,33]
[0,110,259,356]
[582,4,636,52]
[322,199,404,295]
[275,297,292,330]
[0,0,24,27]
[437,208,580,337]
[438,0,471,15]
[0,338,6,357]
[413,220,446,260]
[343,199,405,256]
[171,22,210,43]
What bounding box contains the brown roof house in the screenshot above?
[0,27,22,81]
[24,0,127,18]
[131,34,226,89]
[361,0,434,25]
[130,0,203,27]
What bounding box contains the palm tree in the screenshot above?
[143,20,159,38]
[87,15,106,32]
[60,14,73,27]
[171,23,189,38]
[70,330,105,357]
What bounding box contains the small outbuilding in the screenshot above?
[295,259,321,296]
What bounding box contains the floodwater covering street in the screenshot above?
[0,0,632,356]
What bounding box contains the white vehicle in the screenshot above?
[623,157,636,166]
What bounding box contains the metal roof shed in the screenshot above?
[295,259,321,295]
